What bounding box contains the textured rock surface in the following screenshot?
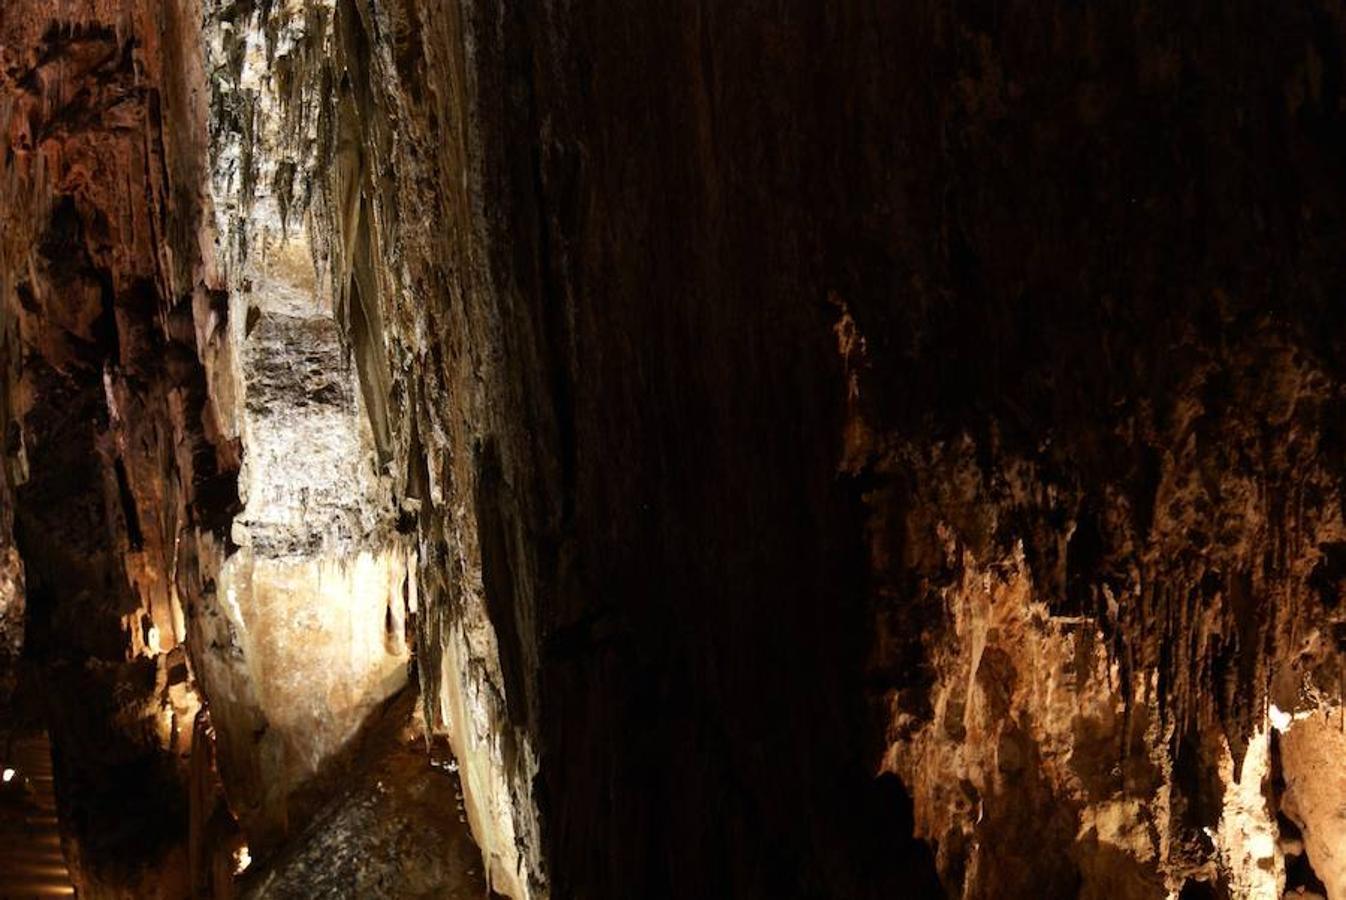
[236,692,492,899]
[103,0,424,866]
[2,1,484,895]
[1280,713,1346,898]
[193,153,414,854]
[0,1,240,894]
[6,1,1346,898]
[295,2,1346,897]
[0,543,24,723]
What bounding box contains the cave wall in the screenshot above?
[0,0,243,894]
[191,0,417,850]
[299,0,1346,897]
[5,0,1346,897]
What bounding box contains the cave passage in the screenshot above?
[5,2,1346,899]
[0,733,75,898]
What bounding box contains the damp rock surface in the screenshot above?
[237,692,492,900]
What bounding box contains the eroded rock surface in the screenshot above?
[292,2,1346,897]
[237,692,492,900]
[7,1,1346,899]
[0,1,240,895]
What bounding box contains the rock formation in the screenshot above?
[4,1,1346,899]
[1,3,238,894]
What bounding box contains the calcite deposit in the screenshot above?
[0,1,237,894]
[5,1,1346,899]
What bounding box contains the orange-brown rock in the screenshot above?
[8,2,1346,898]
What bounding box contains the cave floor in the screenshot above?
[237,691,498,899]
[0,733,74,897]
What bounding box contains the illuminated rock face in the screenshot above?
[0,2,238,895]
[201,549,411,848]
[193,6,412,847]
[0,545,23,717]
[1280,714,1346,899]
[0,0,409,891]
[295,2,1346,897]
[9,1,1346,898]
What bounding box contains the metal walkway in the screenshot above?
[0,734,75,898]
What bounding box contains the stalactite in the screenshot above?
[8,1,1346,898]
